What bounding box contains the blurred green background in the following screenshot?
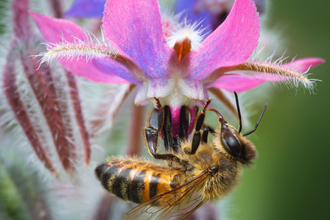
[232,0,330,220]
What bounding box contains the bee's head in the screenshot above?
[219,122,258,165]
[209,92,267,165]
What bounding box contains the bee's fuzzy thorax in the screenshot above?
[177,139,243,201]
[201,162,243,202]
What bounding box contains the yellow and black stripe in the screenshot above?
[95,159,183,203]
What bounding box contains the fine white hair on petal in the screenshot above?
[36,30,119,65]
[160,3,181,41]
[257,27,284,60]
[167,18,207,50]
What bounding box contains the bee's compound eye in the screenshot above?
[222,131,244,158]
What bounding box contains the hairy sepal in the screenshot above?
[228,59,322,91]
[39,39,119,65]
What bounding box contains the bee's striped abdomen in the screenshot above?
[95,159,184,204]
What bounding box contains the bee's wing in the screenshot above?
[121,171,210,220]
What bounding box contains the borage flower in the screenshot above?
[64,0,265,37]
[31,0,323,140]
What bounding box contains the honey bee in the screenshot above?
[95,92,267,220]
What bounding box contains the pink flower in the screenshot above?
[31,0,323,137]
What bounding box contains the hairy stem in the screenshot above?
[20,51,75,173]
[65,70,91,165]
[3,46,56,174]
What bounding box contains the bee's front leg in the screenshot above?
[144,98,182,164]
[185,99,212,155]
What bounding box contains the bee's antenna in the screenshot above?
[234,92,242,133]
[243,104,268,136]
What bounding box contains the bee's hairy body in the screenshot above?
[95,158,186,204]
[96,123,252,204]
[95,95,266,219]
[179,140,243,202]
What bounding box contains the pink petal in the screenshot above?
[135,79,176,105]
[183,0,260,81]
[102,0,173,79]
[30,12,131,84]
[30,12,87,43]
[207,74,265,93]
[208,73,291,93]
[283,58,325,72]
[178,79,204,101]
[134,83,149,106]
[93,58,141,84]
[62,59,130,84]
[147,79,175,99]
[209,58,324,93]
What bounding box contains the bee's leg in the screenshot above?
[163,106,179,153]
[201,125,209,144]
[145,99,182,164]
[206,125,215,134]
[185,114,203,155]
[201,125,216,143]
[178,106,189,140]
[185,99,212,155]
